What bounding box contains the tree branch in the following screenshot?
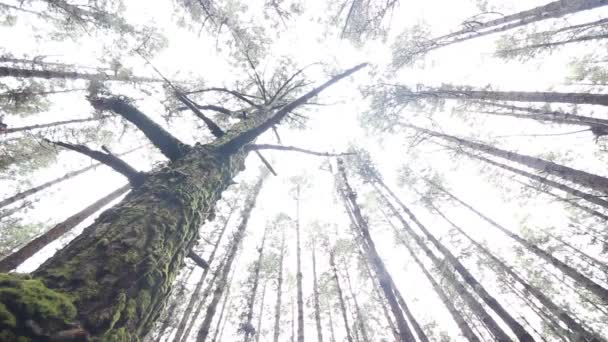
[247,144,354,157]
[253,150,278,176]
[175,92,225,138]
[188,251,209,269]
[89,96,189,161]
[50,141,145,186]
[177,104,234,116]
[183,87,259,107]
[217,63,367,153]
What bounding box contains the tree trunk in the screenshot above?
[0,184,130,272]
[326,302,337,342]
[402,88,608,106]
[379,206,481,342]
[336,160,416,342]
[497,34,608,57]
[375,188,511,342]
[172,205,236,342]
[196,174,267,342]
[458,150,608,211]
[0,66,163,83]
[360,255,400,342]
[545,230,608,276]
[211,290,233,342]
[429,201,604,342]
[291,298,295,342]
[433,183,608,304]
[407,124,608,195]
[240,223,269,342]
[0,145,142,209]
[254,279,268,342]
[343,264,370,342]
[294,186,305,342]
[4,116,109,134]
[312,240,324,342]
[211,283,232,342]
[272,229,286,342]
[374,179,534,341]
[329,252,354,342]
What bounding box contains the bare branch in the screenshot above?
[175,93,225,138]
[177,103,234,116]
[218,63,367,153]
[184,87,259,107]
[89,96,189,161]
[254,150,278,176]
[248,144,354,157]
[50,140,145,186]
[188,251,209,269]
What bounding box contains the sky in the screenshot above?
[1,0,608,341]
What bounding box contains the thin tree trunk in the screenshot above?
[0,66,163,83]
[196,174,267,342]
[4,116,110,134]
[545,230,608,276]
[360,255,400,342]
[374,179,534,341]
[330,252,354,342]
[336,160,416,342]
[0,145,142,209]
[343,264,370,342]
[327,303,337,342]
[312,240,324,342]
[294,186,305,342]
[255,279,268,342]
[291,298,295,342]
[272,228,286,342]
[0,184,130,272]
[432,183,608,303]
[375,188,511,342]
[212,293,233,342]
[379,206,481,342]
[406,124,608,195]
[497,34,608,57]
[428,201,604,342]
[211,285,232,342]
[241,224,270,342]
[172,206,237,342]
[455,149,608,211]
[401,88,608,106]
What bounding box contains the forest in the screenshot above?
[0,0,607,341]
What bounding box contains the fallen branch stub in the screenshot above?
[188,251,209,269]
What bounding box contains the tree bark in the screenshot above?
[211,282,232,342]
[329,252,354,342]
[374,179,534,341]
[172,205,236,342]
[433,183,608,304]
[196,174,267,342]
[294,186,305,342]
[272,228,285,342]
[312,240,324,342]
[336,160,416,342]
[407,124,608,195]
[375,188,511,342]
[429,201,604,342]
[0,184,130,272]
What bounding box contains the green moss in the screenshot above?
[0,273,78,340]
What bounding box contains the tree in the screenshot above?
[272,216,287,342]
[0,62,365,340]
[311,237,324,342]
[328,249,354,342]
[392,0,608,66]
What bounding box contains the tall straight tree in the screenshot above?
[292,182,305,342]
[430,182,608,304]
[329,251,354,342]
[405,124,608,196]
[392,0,608,66]
[0,63,365,340]
[272,223,286,342]
[342,261,370,342]
[335,159,416,342]
[311,238,324,342]
[425,199,605,342]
